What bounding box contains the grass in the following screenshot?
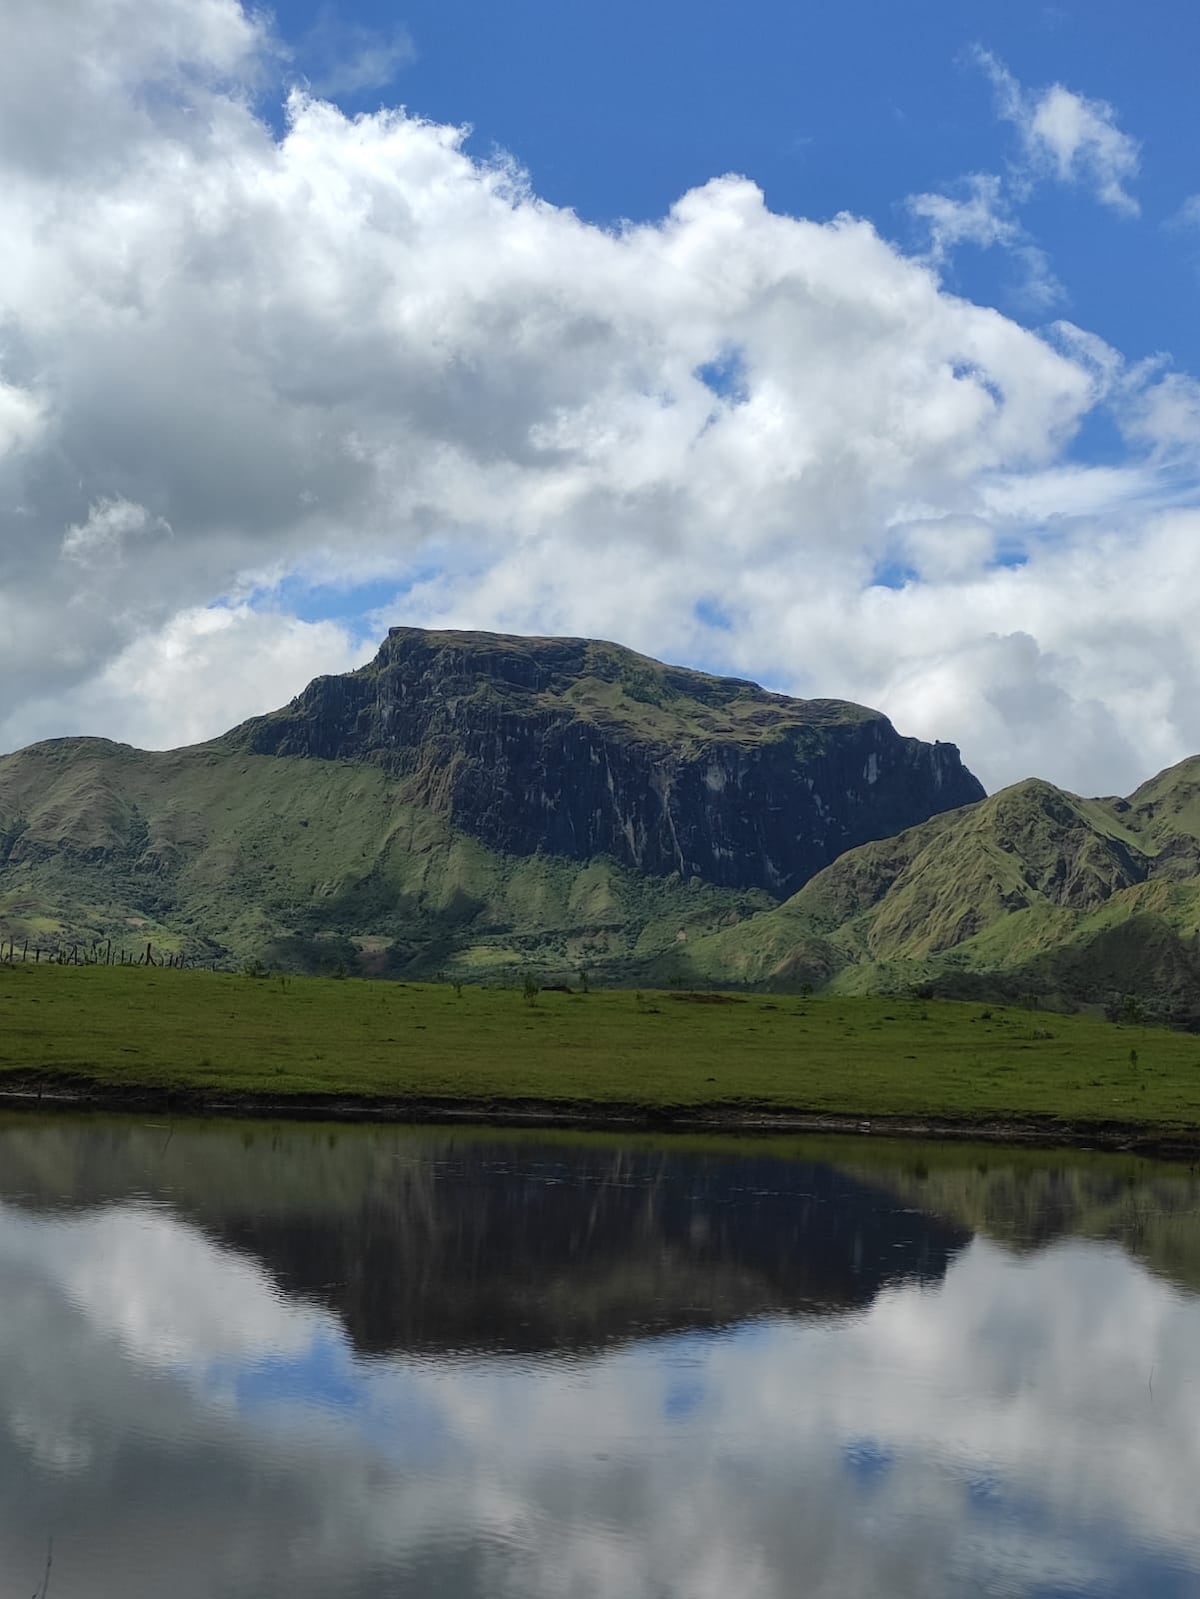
[0,740,771,981]
[2,963,1200,1134]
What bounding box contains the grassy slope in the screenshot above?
[673,769,1200,1014]
[3,963,1200,1134]
[0,740,768,979]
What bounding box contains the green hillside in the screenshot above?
[0,737,771,982]
[671,761,1200,1021]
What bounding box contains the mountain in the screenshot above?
[228,626,983,896]
[0,627,982,980]
[669,761,1200,1023]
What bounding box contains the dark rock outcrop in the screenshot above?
[231,626,984,897]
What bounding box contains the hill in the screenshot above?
[670,761,1200,1022]
[0,628,982,980]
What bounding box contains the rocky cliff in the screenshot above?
[231,627,984,898]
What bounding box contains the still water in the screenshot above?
[3,1116,1200,1598]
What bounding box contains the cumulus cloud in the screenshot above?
[975,48,1142,215]
[0,0,1196,796]
[0,604,372,753]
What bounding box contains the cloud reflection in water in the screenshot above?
[0,1121,1198,1598]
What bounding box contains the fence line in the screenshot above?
[0,935,224,971]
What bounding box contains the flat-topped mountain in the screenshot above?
[227,626,984,897]
[0,627,982,978]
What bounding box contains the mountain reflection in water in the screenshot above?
[1,1116,1199,1599]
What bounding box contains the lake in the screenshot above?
[2,1114,1200,1598]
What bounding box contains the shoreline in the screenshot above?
[4,1076,1199,1160]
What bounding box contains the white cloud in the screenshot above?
[907,174,1014,257]
[894,515,997,580]
[61,495,171,563]
[846,507,1200,794]
[906,172,1063,308]
[300,6,416,97]
[0,0,267,177]
[0,604,370,752]
[975,49,1141,216]
[0,380,45,459]
[1118,369,1200,461]
[0,0,1195,798]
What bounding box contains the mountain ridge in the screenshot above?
[0,626,981,982]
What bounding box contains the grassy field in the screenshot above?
[2,962,1200,1137]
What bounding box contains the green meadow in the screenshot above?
[2,962,1200,1137]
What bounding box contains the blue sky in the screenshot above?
[1,0,1198,792]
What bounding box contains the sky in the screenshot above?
[1,0,1198,794]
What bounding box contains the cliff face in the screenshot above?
[231,627,984,898]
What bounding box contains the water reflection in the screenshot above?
[1,1117,1199,1598]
